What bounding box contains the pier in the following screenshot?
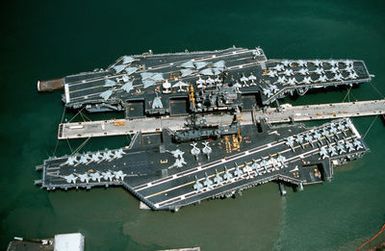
[258,99,385,123]
[58,99,385,140]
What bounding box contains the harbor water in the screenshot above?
[0,0,384,250]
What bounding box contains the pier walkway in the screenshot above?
[58,99,385,140]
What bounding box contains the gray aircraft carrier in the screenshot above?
[38,47,371,117]
[38,118,366,211]
[35,46,378,211]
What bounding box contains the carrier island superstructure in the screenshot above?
[35,46,382,211]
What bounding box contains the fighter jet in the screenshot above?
[113,170,127,181]
[102,171,115,182]
[190,142,201,159]
[202,141,212,160]
[314,67,325,75]
[319,146,329,159]
[124,67,138,76]
[262,87,273,98]
[329,123,338,136]
[121,56,136,65]
[170,149,185,159]
[313,131,322,143]
[248,73,257,84]
[298,68,309,76]
[196,77,205,89]
[304,134,314,147]
[328,145,338,156]
[251,160,261,174]
[180,60,195,69]
[213,171,224,184]
[205,77,215,88]
[329,60,338,67]
[270,84,279,94]
[301,76,312,85]
[353,139,364,150]
[194,61,208,70]
[104,79,117,87]
[170,157,187,168]
[180,68,195,77]
[312,59,323,67]
[213,60,226,69]
[203,173,213,188]
[152,96,163,109]
[345,141,355,152]
[271,64,285,71]
[285,136,295,149]
[336,141,346,154]
[333,73,344,81]
[270,157,280,170]
[281,59,292,67]
[200,68,214,76]
[337,123,347,136]
[78,154,90,165]
[343,60,353,68]
[223,167,233,180]
[62,156,77,166]
[267,70,278,78]
[316,75,328,83]
[193,176,204,191]
[295,135,305,147]
[297,60,307,67]
[112,65,125,74]
[99,89,113,101]
[345,65,354,72]
[233,81,242,92]
[113,149,125,159]
[121,81,134,94]
[330,66,340,74]
[172,81,189,92]
[234,164,244,177]
[90,152,102,163]
[243,163,253,174]
[283,69,294,76]
[214,76,222,86]
[347,70,358,79]
[240,74,249,84]
[276,76,287,85]
[77,173,90,183]
[276,155,287,168]
[64,174,78,184]
[260,159,270,173]
[286,77,298,86]
[89,172,103,182]
[162,80,172,94]
[321,128,332,142]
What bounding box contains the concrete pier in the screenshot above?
[259,99,385,123]
[57,99,385,140]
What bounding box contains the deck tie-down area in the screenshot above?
[38,118,367,211]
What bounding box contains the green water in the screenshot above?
[1,1,385,250]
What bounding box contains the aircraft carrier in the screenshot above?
[38,47,371,116]
[35,46,378,211]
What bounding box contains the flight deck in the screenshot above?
[37,118,367,211]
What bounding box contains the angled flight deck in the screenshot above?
[37,118,367,211]
[38,47,371,117]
